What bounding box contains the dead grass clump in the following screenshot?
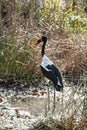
[75,118,87,130]
[1,20,87,84]
[60,34,87,83]
[51,122,66,130]
[45,30,87,83]
[32,122,51,130]
[32,117,87,130]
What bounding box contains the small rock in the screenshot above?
[0,97,3,103]
[15,109,20,118]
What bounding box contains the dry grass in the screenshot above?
[32,117,87,130]
[0,17,87,84]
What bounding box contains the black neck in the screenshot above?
[41,41,46,57]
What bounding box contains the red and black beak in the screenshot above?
[31,37,43,47]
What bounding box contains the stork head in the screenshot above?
[31,36,47,47]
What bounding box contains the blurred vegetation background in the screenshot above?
[0,1,87,129]
[0,0,87,85]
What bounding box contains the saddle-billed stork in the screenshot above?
[31,36,63,92]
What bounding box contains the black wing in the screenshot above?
[41,64,63,91]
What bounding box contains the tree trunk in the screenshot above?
[72,0,77,11]
[0,3,2,35]
[1,0,15,28]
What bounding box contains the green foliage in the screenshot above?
[39,0,87,33]
[0,27,35,81]
[0,0,3,4]
[16,1,23,11]
[82,98,87,117]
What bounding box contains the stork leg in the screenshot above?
[52,87,56,115]
[47,86,50,111]
[44,78,50,116]
[61,90,64,119]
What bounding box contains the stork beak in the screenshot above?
[31,42,39,47]
[31,38,43,47]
